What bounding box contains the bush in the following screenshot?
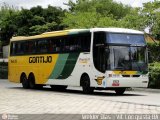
[148,62,160,88]
[147,43,160,62]
[0,62,8,79]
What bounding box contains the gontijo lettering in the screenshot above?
[29,56,52,63]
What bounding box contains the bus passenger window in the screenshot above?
[48,38,62,53]
[55,39,61,52]
[28,41,36,54]
[48,40,57,53]
[14,42,24,55]
[37,40,48,53]
[64,36,80,52]
[48,40,53,52]
[81,34,91,52]
[10,43,15,55]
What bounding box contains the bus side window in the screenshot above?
[48,38,62,53]
[14,42,23,55]
[14,43,18,54]
[26,41,36,54]
[50,40,57,53]
[55,39,61,52]
[37,39,49,53]
[10,42,15,55]
[81,33,91,52]
[64,35,81,52]
[48,40,54,52]
[23,41,29,54]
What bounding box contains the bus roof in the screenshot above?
[90,28,144,34]
[11,29,89,41]
[11,28,144,41]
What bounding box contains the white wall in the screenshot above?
[3,45,9,58]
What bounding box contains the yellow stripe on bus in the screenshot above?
[113,71,137,75]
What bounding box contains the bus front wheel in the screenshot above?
[21,74,29,89]
[81,75,94,94]
[115,88,126,95]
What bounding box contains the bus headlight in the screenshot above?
[141,75,148,78]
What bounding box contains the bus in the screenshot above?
[8,28,149,95]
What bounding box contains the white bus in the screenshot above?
[9,28,149,95]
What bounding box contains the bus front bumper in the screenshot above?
[102,77,149,88]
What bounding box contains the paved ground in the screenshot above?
[0,79,160,116]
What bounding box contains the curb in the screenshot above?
[132,88,160,93]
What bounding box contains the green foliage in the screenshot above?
[0,4,65,44]
[119,8,146,30]
[148,62,160,88]
[68,0,131,19]
[64,0,160,38]
[141,0,160,38]
[15,6,65,36]
[29,22,57,35]
[0,4,19,45]
[147,43,160,62]
[147,42,160,89]
[0,0,160,45]
[63,12,100,28]
[63,0,131,28]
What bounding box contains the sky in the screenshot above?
[0,0,155,9]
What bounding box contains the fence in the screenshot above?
[0,59,8,79]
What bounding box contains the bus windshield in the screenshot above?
[107,33,146,45]
[93,32,148,72]
[107,46,148,71]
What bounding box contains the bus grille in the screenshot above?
[122,75,140,77]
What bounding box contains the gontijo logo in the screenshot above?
[29,56,52,63]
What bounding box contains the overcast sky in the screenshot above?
[0,0,155,9]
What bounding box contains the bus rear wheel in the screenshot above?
[28,74,36,89]
[115,88,126,95]
[28,74,43,89]
[21,74,29,89]
[81,75,94,94]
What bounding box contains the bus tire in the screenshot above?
[28,73,43,89]
[115,88,126,95]
[21,74,29,89]
[81,74,94,94]
[28,73,36,89]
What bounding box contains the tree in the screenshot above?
[63,0,132,28]
[0,4,19,45]
[140,0,160,38]
[15,6,65,36]
[15,8,34,36]
[29,22,57,35]
[119,8,147,30]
